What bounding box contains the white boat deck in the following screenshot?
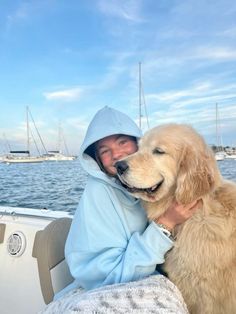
[0,206,73,314]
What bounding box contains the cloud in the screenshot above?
[151,45,236,71]
[97,0,144,22]
[219,26,236,37]
[194,46,236,61]
[44,87,83,102]
[5,3,30,32]
[65,116,89,131]
[145,82,211,104]
[145,82,236,109]
[4,1,54,32]
[7,3,29,23]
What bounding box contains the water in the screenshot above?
[217,159,236,181]
[0,159,235,214]
[0,160,87,213]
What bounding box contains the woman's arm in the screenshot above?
[65,180,173,290]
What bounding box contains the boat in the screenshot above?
[0,155,6,163]
[215,151,225,161]
[2,107,47,164]
[43,150,76,161]
[2,109,76,164]
[225,153,236,160]
[225,147,236,160]
[0,206,74,314]
[2,151,44,164]
[43,124,76,162]
[214,103,225,161]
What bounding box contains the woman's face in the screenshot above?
[96,134,138,175]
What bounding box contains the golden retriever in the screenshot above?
[115,123,236,314]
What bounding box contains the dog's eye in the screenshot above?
[153,147,165,155]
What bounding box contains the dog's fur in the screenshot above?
[116,124,236,314]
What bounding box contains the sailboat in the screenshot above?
[214,103,225,161]
[3,151,44,164]
[2,107,46,164]
[43,123,76,161]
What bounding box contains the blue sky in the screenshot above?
[0,0,236,155]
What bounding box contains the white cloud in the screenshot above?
[219,26,236,37]
[145,82,211,104]
[195,46,236,61]
[145,82,236,110]
[97,0,144,22]
[5,1,54,32]
[44,87,83,101]
[65,116,89,131]
[7,3,29,23]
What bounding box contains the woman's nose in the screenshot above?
[112,149,124,161]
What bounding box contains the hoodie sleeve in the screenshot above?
[65,179,173,291]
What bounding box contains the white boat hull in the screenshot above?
[2,155,76,163]
[2,156,44,164]
[215,152,225,161]
[44,156,76,161]
[225,154,236,160]
[43,152,76,162]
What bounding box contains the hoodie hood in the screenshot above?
[79,106,142,184]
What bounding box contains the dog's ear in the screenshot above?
[175,145,215,204]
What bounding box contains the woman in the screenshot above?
[57,106,198,298]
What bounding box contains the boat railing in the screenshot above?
[0,206,73,220]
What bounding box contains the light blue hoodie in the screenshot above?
[57,106,173,298]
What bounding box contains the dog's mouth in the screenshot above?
[117,176,164,195]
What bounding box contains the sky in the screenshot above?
[0,0,236,155]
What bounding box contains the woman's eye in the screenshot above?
[100,149,109,156]
[153,147,165,154]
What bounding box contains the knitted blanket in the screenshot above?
[40,275,189,313]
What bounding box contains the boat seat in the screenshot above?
[32,217,74,304]
[0,223,6,243]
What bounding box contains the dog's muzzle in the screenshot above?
[115,160,164,195]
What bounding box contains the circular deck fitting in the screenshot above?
[7,231,26,257]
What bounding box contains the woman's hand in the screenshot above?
[155,199,202,231]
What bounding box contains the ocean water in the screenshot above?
[0,160,87,213]
[0,159,235,214]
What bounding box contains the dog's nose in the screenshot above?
[115,160,129,175]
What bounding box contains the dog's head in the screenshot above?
[116,124,221,205]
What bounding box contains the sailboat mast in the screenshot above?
[215,103,219,149]
[139,62,142,129]
[26,106,30,155]
[28,107,48,155]
[58,122,61,153]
